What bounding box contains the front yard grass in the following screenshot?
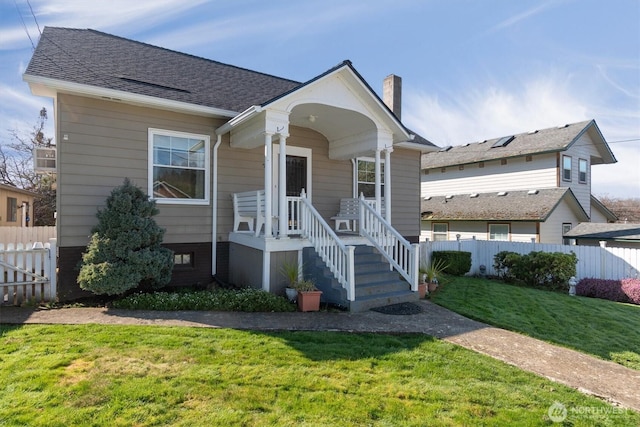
[1,325,638,426]
[431,276,640,370]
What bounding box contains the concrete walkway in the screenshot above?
[1,300,638,412]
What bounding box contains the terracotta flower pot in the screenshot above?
[418,283,427,299]
[297,290,322,312]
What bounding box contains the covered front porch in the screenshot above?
[215,62,422,310]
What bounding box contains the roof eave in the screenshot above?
[23,74,239,119]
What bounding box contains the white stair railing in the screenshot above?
[358,195,419,290]
[298,190,356,301]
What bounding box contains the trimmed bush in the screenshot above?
[432,251,471,276]
[112,288,296,312]
[577,278,640,305]
[493,251,577,291]
[78,178,174,296]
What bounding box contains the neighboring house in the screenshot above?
[24,27,436,307]
[0,184,35,227]
[564,222,640,249]
[420,121,617,244]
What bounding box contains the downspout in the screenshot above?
[212,134,222,276]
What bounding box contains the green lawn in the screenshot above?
[431,276,640,370]
[1,325,637,426]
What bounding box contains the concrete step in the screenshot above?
[349,289,419,313]
[355,280,410,298]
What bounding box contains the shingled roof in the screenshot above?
[564,222,640,241]
[25,27,301,114]
[421,120,616,169]
[420,188,588,222]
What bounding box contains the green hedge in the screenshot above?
[493,251,577,291]
[432,251,471,276]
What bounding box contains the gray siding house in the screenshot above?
[24,27,436,309]
[420,121,617,244]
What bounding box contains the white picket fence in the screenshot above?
[0,226,56,246]
[421,239,640,281]
[0,238,57,306]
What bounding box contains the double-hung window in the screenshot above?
[149,129,210,204]
[432,223,448,241]
[562,155,572,182]
[356,158,384,198]
[489,224,509,241]
[579,159,587,183]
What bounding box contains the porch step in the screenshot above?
[302,245,418,312]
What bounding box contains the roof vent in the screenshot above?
[445,195,454,199]
[497,191,508,196]
[423,196,432,200]
[527,189,539,195]
[557,124,569,129]
[470,193,479,198]
[527,130,538,135]
[439,146,453,152]
[492,135,515,148]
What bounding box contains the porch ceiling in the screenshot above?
[290,103,381,159]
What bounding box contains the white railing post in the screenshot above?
[346,245,356,300]
[411,243,420,291]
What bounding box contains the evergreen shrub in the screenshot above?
[493,251,577,291]
[432,251,471,276]
[78,178,174,295]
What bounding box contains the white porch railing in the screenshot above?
[359,195,420,290]
[298,191,357,301]
[285,196,304,235]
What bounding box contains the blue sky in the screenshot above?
[1,0,638,198]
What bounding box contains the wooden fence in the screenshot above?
[0,226,56,246]
[0,238,57,305]
[421,239,640,281]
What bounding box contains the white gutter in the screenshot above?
[23,74,238,118]
[396,141,439,152]
[211,134,223,276]
[216,105,263,135]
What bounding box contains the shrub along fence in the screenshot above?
[421,239,639,281]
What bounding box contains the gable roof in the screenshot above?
[24,27,301,115]
[420,188,588,222]
[421,120,616,169]
[564,222,640,242]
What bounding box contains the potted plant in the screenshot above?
[280,259,302,302]
[420,258,449,296]
[292,279,322,312]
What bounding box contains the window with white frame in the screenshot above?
[149,129,210,204]
[579,159,587,183]
[489,224,509,241]
[6,197,17,222]
[432,223,448,241]
[356,158,384,198]
[562,155,572,182]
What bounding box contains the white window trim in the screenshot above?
[489,223,510,241]
[578,158,588,184]
[148,128,210,205]
[562,155,572,182]
[432,223,448,241]
[353,156,384,198]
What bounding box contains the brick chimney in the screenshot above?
[383,74,402,120]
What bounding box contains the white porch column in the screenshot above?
[384,146,392,222]
[264,133,273,238]
[374,148,382,214]
[278,133,288,239]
